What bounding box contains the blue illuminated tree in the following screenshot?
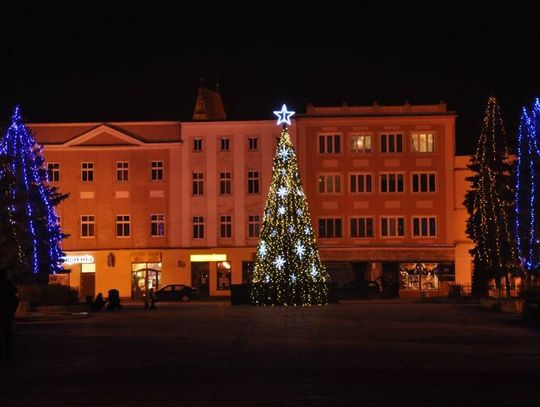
[464,96,518,297]
[515,100,540,287]
[250,105,329,306]
[0,106,67,283]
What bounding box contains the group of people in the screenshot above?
[0,268,19,365]
[90,287,155,310]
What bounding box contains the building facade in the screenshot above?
[30,100,473,299]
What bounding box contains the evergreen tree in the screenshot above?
[0,106,67,284]
[515,100,540,287]
[250,105,328,305]
[464,96,518,297]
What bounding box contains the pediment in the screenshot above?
[64,125,144,147]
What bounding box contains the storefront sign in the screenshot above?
[190,254,227,262]
[63,254,95,265]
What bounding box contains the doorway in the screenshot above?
[191,262,209,297]
[382,262,400,298]
[131,262,162,299]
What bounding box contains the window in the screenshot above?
[193,138,203,151]
[220,172,232,195]
[81,215,95,238]
[116,161,129,181]
[220,138,230,151]
[412,173,436,192]
[248,215,260,238]
[318,174,342,193]
[411,133,434,152]
[217,262,231,291]
[413,216,437,237]
[380,173,404,193]
[350,217,374,238]
[116,215,130,237]
[350,173,372,193]
[151,161,163,181]
[192,172,204,195]
[381,217,405,237]
[193,216,204,239]
[47,163,60,182]
[81,162,94,182]
[349,134,372,153]
[248,171,259,194]
[220,215,232,238]
[319,134,341,154]
[248,137,258,151]
[380,133,403,153]
[318,218,342,238]
[150,214,165,237]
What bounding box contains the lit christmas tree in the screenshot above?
[464,96,518,297]
[0,106,67,283]
[515,99,540,287]
[250,104,329,306]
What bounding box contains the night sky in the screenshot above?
[1,3,539,155]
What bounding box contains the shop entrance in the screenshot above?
[191,262,209,297]
[80,263,96,300]
[131,262,162,299]
[382,262,400,298]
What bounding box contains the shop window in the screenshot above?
[217,261,231,291]
[399,263,440,290]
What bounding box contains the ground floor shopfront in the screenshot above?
[60,245,469,300]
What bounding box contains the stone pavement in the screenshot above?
[1,301,540,406]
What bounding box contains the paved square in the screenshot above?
[1,301,540,406]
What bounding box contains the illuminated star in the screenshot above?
[273,104,295,126]
[297,189,304,196]
[289,225,294,234]
[274,255,285,270]
[311,265,318,278]
[277,186,288,198]
[281,168,287,175]
[279,147,290,160]
[295,242,305,259]
[304,225,311,234]
[296,208,303,216]
[259,241,267,257]
[278,206,286,215]
[291,273,297,283]
[265,275,270,283]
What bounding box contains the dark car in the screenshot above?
[155,284,200,302]
[338,280,381,299]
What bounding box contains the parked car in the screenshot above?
[154,284,200,302]
[338,280,381,299]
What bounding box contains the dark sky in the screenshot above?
[1,3,539,155]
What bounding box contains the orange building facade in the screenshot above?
[30,101,474,299]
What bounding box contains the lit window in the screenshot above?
[349,135,372,153]
[411,133,434,152]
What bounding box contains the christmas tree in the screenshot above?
[515,99,540,287]
[464,96,518,297]
[250,105,329,306]
[0,106,67,283]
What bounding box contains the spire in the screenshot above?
[192,83,227,121]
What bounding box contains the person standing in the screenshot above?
[0,268,19,364]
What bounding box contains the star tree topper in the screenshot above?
[273,104,295,126]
